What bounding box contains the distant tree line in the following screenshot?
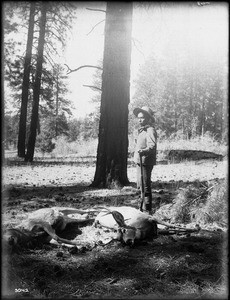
[129,42,228,142]
[4,112,99,152]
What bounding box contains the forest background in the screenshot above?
[3,2,228,162]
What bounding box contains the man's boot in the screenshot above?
[142,196,152,214]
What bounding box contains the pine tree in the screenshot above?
[92,2,133,188]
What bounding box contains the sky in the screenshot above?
[60,2,106,118]
[60,2,228,119]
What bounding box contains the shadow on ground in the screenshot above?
[2,227,227,299]
[2,161,227,299]
[3,179,213,216]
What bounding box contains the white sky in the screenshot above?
[61,2,228,118]
[61,2,106,118]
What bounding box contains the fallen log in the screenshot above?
[168,150,223,162]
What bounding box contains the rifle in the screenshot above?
[139,152,145,212]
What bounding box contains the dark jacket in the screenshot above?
[133,125,157,165]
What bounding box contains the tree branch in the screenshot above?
[43,52,55,69]
[83,85,102,91]
[86,19,105,36]
[86,8,106,13]
[64,64,103,75]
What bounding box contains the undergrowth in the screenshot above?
[157,132,227,156]
[194,179,228,225]
[51,136,98,157]
[5,131,227,160]
[158,179,228,226]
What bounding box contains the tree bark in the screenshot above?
[92,2,133,188]
[17,2,36,158]
[25,2,47,162]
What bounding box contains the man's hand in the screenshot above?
[138,149,146,156]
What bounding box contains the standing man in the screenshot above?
[133,106,157,214]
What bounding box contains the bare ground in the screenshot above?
[1,160,228,299]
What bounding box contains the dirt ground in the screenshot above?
[2,160,228,299]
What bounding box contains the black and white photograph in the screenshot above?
[2,1,228,299]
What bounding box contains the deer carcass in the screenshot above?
[94,206,199,245]
[94,206,158,245]
[3,207,97,250]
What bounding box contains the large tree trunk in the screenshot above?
[92,2,133,188]
[25,2,47,162]
[17,2,36,158]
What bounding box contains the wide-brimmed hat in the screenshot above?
[133,106,155,121]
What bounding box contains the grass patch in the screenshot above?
[5,132,227,162]
[51,136,98,158]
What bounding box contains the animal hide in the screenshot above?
[94,206,158,244]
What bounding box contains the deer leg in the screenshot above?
[41,223,80,246]
[27,220,80,246]
[150,217,186,229]
[60,208,99,216]
[60,216,95,231]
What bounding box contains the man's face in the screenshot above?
[137,112,149,126]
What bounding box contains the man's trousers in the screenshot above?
[136,164,154,213]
